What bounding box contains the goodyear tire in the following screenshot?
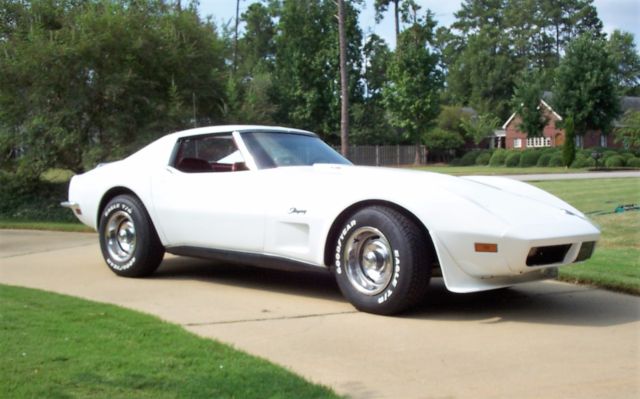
[99,194,165,277]
[333,206,431,315]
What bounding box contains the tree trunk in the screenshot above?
[233,0,240,73]
[338,0,349,157]
[394,0,400,45]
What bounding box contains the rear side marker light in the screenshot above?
[475,243,498,253]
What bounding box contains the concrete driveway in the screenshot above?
[1,229,639,399]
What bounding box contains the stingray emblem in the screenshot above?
[289,207,307,215]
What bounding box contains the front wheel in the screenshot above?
[333,206,432,315]
[99,194,165,277]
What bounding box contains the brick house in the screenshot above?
[492,95,640,150]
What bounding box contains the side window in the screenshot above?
[173,134,247,173]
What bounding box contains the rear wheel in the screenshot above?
[99,195,164,277]
[333,206,432,315]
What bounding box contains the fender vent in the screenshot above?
[526,244,571,266]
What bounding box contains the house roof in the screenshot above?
[502,99,561,129]
[621,96,640,113]
[502,94,640,129]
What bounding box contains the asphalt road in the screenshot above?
[1,229,639,399]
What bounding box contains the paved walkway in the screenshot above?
[505,170,640,181]
[1,230,639,399]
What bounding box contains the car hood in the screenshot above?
[277,164,589,226]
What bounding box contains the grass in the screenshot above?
[414,165,587,175]
[530,178,640,294]
[0,284,340,399]
[0,219,91,232]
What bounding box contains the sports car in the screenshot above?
[63,125,600,315]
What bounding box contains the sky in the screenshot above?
[198,0,639,49]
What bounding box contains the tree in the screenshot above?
[540,0,604,63]
[460,113,500,148]
[273,0,363,139]
[445,1,517,119]
[338,0,349,156]
[615,111,640,150]
[511,69,548,137]
[374,0,401,43]
[443,0,605,118]
[423,128,465,162]
[607,30,640,96]
[562,115,576,167]
[553,33,619,140]
[383,10,443,163]
[0,0,227,175]
[351,34,394,144]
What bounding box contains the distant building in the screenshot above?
[492,95,640,150]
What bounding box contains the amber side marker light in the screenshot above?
[475,243,498,253]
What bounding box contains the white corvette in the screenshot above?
[63,125,600,314]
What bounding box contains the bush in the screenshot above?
[620,152,636,162]
[489,149,508,166]
[571,155,595,168]
[458,150,481,166]
[519,150,542,167]
[605,155,625,168]
[0,172,76,222]
[475,152,492,166]
[627,157,640,168]
[536,153,552,167]
[602,150,619,160]
[548,154,564,167]
[505,152,521,167]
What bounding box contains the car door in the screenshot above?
[151,133,265,253]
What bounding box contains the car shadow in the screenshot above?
[154,256,639,327]
[406,279,640,327]
[153,256,343,303]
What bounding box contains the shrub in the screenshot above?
[0,172,76,222]
[475,152,492,165]
[519,150,542,167]
[571,155,595,168]
[626,157,640,168]
[620,152,636,161]
[602,150,619,160]
[605,155,625,168]
[548,154,564,167]
[459,150,481,166]
[489,149,508,166]
[536,153,552,167]
[505,152,521,167]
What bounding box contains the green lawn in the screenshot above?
[0,284,339,399]
[414,165,586,175]
[0,219,91,232]
[531,178,640,294]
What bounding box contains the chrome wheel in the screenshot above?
[105,210,137,262]
[343,226,394,296]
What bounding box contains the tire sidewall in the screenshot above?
[99,196,152,276]
[333,208,417,313]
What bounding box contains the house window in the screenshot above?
[575,135,583,149]
[514,138,522,148]
[600,135,608,148]
[525,137,552,148]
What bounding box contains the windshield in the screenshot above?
[241,131,352,169]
